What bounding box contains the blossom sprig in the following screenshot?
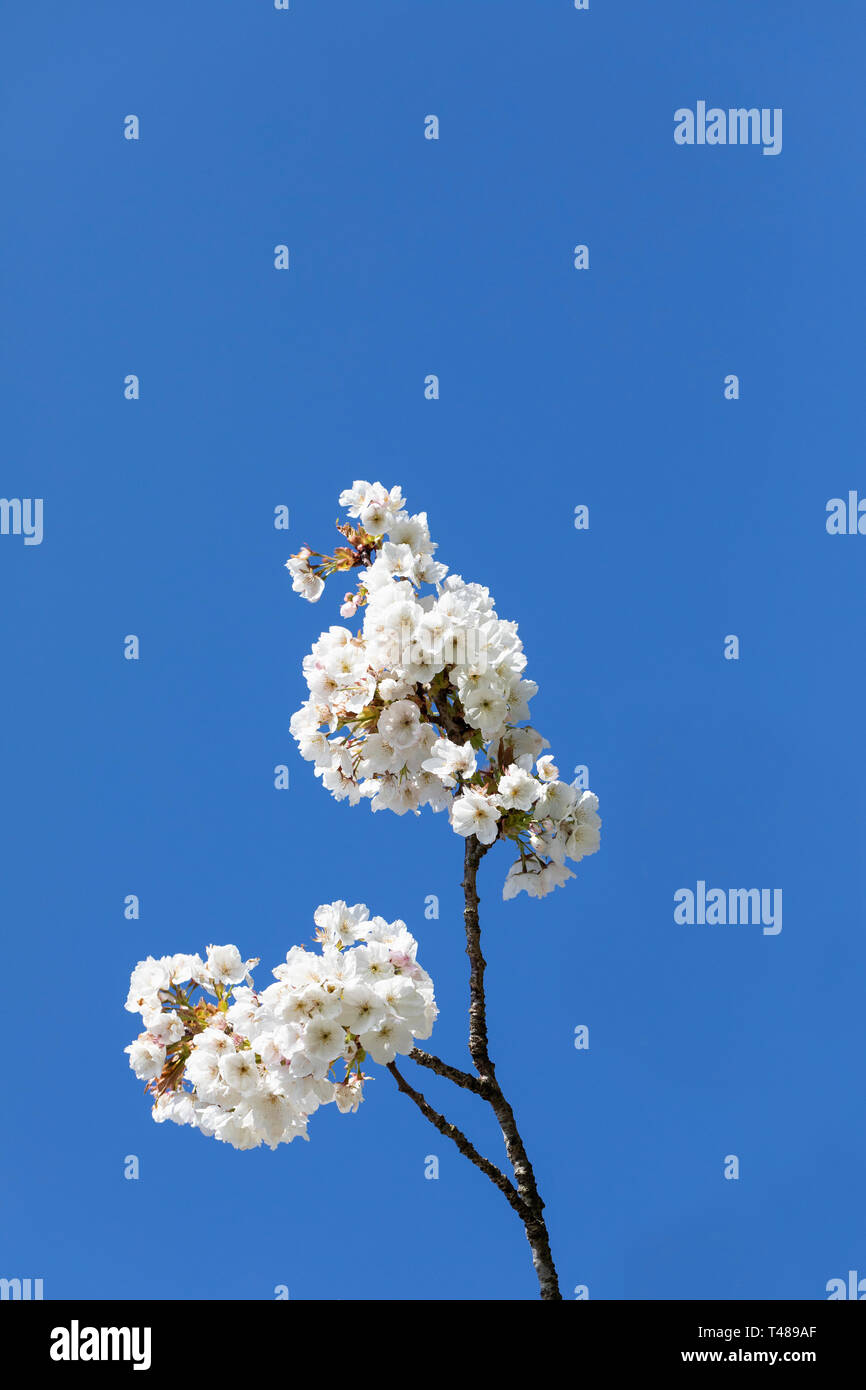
[284,522,382,610]
[124,904,437,1150]
[286,481,601,898]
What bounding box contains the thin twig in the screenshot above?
[387,1061,530,1222]
[408,1047,486,1095]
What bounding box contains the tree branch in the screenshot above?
[387,836,563,1299]
[387,1061,530,1223]
[463,835,494,1073]
[462,835,562,1301]
[408,1047,485,1095]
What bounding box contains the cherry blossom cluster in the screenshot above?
[124,902,436,1150]
[287,482,601,898]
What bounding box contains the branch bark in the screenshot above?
[462,835,562,1300]
[387,1061,529,1222]
[390,836,564,1299]
[408,1047,485,1095]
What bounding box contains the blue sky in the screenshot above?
[1,0,864,1300]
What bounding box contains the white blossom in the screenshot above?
[284,483,601,900]
[451,789,502,846]
[125,904,436,1151]
[125,1037,166,1081]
